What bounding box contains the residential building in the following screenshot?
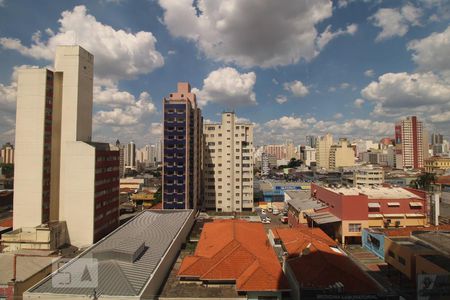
[271,227,381,299]
[25,210,194,300]
[353,167,384,186]
[316,133,333,169]
[261,152,270,176]
[203,112,254,212]
[306,135,318,148]
[0,143,14,164]
[395,116,428,169]
[177,219,290,299]
[115,139,125,177]
[264,144,286,160]
[0,251,60,300]
[432,133,444,145]
[12,46,119,247]
[329,138,355,169]
[285,139,297,160]
[301,146,316,167]
[124,140,136,170]
[424,156,450,174]
[309,183,428,244]
[163,82,202,210]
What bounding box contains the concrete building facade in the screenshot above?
[12,46,119,248]
[395,116,428,169]
[329,138,355,169]
[203,112,254,212]
[0,143,14,164]
[316,133,333,169]
[163,83,202,210]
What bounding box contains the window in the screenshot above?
[398,256,406,265]
[348,223,361,232]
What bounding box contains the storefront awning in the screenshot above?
[368,203,381,208]
[409,202,423,207]
[387,202,400,206]
[368,213,383,218]
[405,213,425,218]
[305,211,341,224]
[383,214,405,218]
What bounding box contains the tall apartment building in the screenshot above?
[124,140,136,170]
[329,138,355,169]
[163,83,202,210]
[306,135,318,148]
[264,144,286,160]
[13,46,119,247]
[395,116,428,169]
[285,139,297,160]
[316,133,333,169]
[116,139,125,177]
[0,143,14,164]
[203,112,254,212]
[431,133,443,145]
[301,146,316,167]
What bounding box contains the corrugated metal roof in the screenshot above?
[28,209,193,297]
[0,254,58,284]
[286,190,326,211]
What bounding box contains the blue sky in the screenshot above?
[0,0,449,147]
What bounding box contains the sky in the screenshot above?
[0,0,449,148]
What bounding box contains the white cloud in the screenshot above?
[354,98,365,108]
[333,113,343,119]
[316,23,358,51]
[283,80,309,97]
[149,122,163,135]
[340,82,351,89]
[94,82,137,107]
[167,50,176,55]
[193,67,257,107]
[370,4,422,41]
[0,5,164,80]
[275,95,287,104]
[94,91,156,126]
[266,116,308,130]
[408,25,450,75]
[362,72,450,111]
[158,0,351,68]
[364,69,375,77]
[272,78,279,85]
[0,0,5,7]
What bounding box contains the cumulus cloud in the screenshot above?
[275,95,287,104]
[361,72,450,111]
[94,91,156,126]
[158,0,359,68]
[0,0,5,7]
[0,5,164,80]
[333,113,343,119]
[283,80,309,97]
[316,23,357,51]
[149,122,163,135]
[354,98,365,108]
[193,67,257,107]
[408,25,450,75]
[364,69,375,77]
[370,4,422,41]
[266,116,308,130]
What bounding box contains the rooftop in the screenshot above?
[421,254,450,272]
[276,227,380,293]
[413,230,450,255]
[320,184,422,199]
[286,190,327,211]
[28,210,194,297]
[177,219,290,292]
[0,253,59,284]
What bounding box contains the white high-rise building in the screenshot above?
[13,46,119,247]
[124,140,136,170]
[203,112,254,212]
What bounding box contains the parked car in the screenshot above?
[272,209,280,215]
[281,216,288,224]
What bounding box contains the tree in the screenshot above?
[287,158,302,168]
[416,173,436,191]
[153,186,162,203]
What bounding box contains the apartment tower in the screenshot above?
[163,82,202,209]
[316,133,333,169]
[13,46,119,247]
[395,116,428,169]
[203,112,254,212]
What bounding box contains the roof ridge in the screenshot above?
[106,260,138,295]
[236,260,260,289]
[201,241,243,278]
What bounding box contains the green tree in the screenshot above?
[153,186,162,203]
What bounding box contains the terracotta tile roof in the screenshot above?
[278,227,381,293]
[177,220,290,292]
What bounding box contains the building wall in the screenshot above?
[362,229,385,259]
[329,139,355,169]
[416,255,450,276]
[13,69,52,229]
[0,145,14,164]
[316,133,333,169]
[203,112,254,212]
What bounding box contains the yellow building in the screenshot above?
[424,156,450,174]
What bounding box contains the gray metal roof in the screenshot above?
[0,254,58,284]
[286,190,327,211]
[28,209,193,297]
[305,211,341,224]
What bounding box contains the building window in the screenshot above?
[348,223,361,232]
[398,256,406,265]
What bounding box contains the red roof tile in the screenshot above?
[277,227,381,293]
[177,220,290,292]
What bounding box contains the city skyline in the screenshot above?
[1,0,450,147]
